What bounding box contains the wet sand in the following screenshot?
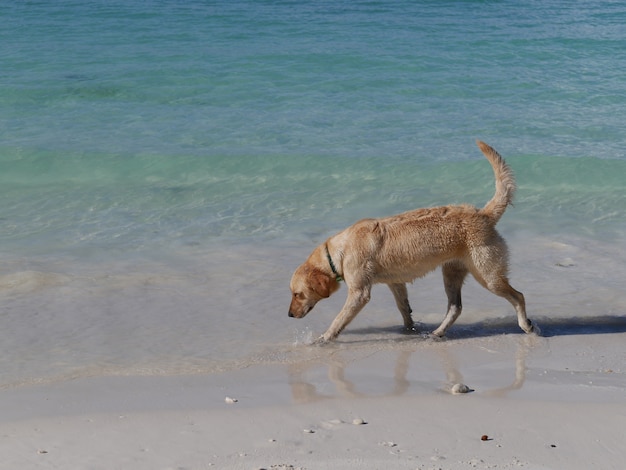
[2,329,625,470]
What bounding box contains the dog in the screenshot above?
[288,141,537,342]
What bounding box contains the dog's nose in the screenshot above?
[288,311,294,318]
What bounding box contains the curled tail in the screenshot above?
[477,140,516,223]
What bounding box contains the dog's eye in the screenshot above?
[293,292,302,300]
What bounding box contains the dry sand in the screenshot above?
[2,331,625,470]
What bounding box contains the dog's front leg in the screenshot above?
[320,287,371,342]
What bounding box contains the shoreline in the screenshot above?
[2,332,625,469]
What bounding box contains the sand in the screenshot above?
[2,331,625,470]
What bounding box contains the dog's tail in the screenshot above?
[477,140,516,223]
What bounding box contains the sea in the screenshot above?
[1,0,625,389]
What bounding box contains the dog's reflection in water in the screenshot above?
[287,335,539,403]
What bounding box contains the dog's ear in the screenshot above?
[310,269,336,299]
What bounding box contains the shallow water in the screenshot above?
[1,1,625,388]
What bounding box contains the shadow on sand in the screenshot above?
[342,314,626,340]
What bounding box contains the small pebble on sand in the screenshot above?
[380,441,397,447]
[224,397,238,404]
[352,418,367,425]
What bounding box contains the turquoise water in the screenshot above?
[1,1,625,387]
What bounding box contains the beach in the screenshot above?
[2,232,626,470]
[2,331,625,469]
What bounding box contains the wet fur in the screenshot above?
[289,141,536,342]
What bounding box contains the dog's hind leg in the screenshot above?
[468,243,536,335]
[432,260,468,337]
[487,280,535,334]
[387,283,414,330]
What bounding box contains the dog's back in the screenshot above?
[334,141,516,282]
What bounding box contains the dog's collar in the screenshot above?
[325,244,343,282]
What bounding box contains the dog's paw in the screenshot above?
[402,325,420,335]
[528,321,541,336]
[312,335,331,346]
[423,332,446,341]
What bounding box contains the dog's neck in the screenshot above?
[324,244,343,282]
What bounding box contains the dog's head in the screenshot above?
[289,262,341,319]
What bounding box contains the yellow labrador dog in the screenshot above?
[289,141,537,342]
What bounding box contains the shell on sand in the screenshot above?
[451,383,471,394]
